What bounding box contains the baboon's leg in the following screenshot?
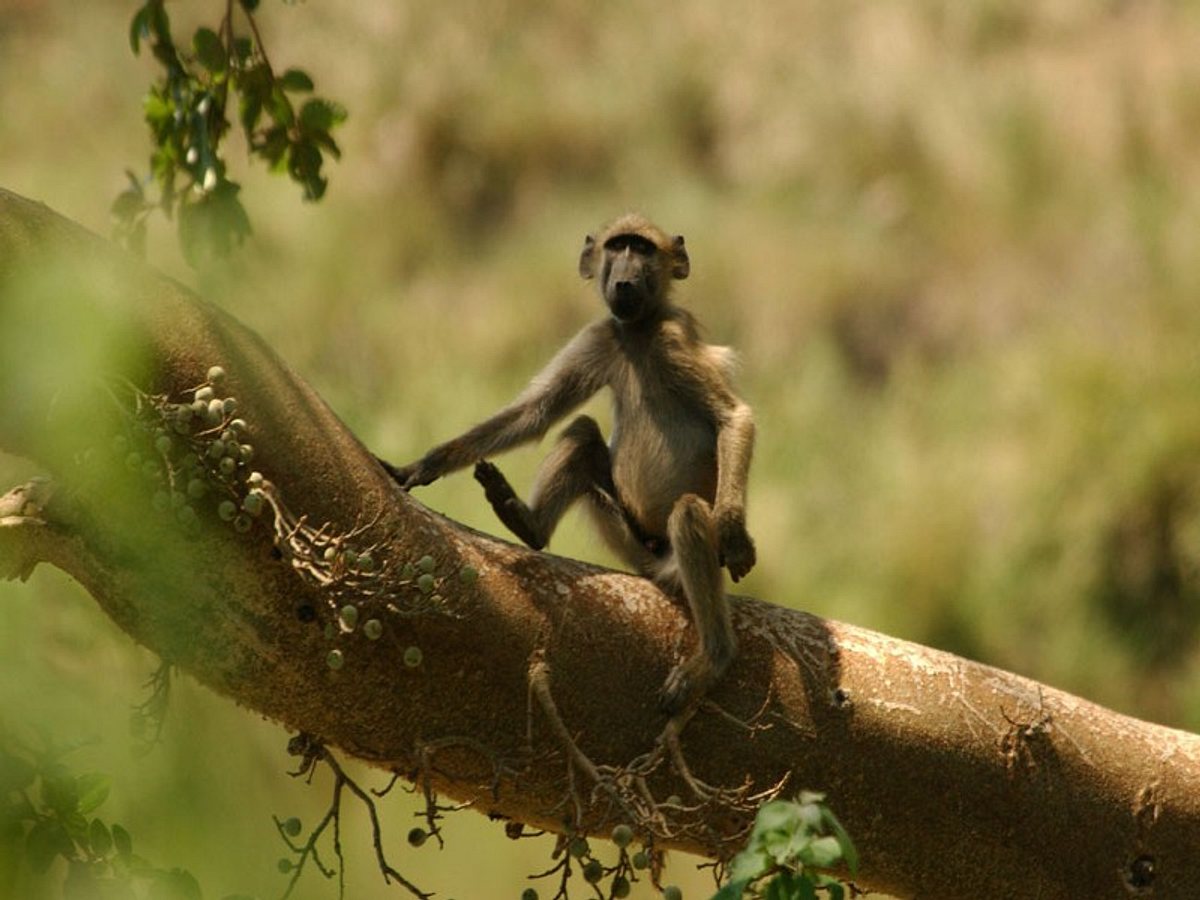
[474,415,615,551]
[657,493,736,714]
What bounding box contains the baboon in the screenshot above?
[381,213,756,713]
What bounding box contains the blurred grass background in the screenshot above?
[3,0,1200,897]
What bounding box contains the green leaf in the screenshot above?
[750,800,802,841]
[298,98,347,133]
[26,820,73,874]
[193,27,227,74]
[112,823,133,860]
[178,180,252,265]
[267,89,295,128]
[41,767,79,815]
[88,818,113,857]
[233,36,254,64]
[112,189,147,222]
[711,878,752,900]
[728,849,771,885]
[129,5,151,54]
[150,867,203,900]
[798,835,843,869]
[76,773,111,815]
[144,90,175,130]
[821,807,858,875]
[308,129,342,160]
[764,871,810,900]
[278,68,314,93]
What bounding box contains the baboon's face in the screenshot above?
[579,220,690,325]
[600,232,662,323]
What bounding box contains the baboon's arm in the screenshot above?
[714,401,755,517]
[713,400,757,580]
[385,322,614,489]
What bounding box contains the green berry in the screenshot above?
[521,889,538,900]
[416,573,435,594]
[363,619,383,640]
[342,549,358,567]
[663,887,682,900]
[234,514,252,533]
[207,365,226,386]
[631,851,649,870]
[206,398,224,424]
[339,605,359,630]
[356,551,375,572]
[195,386,215,403]
[239,443,254,463]
[327,649,344,670]
[222,397,238,415]
[277,858,293,874]
[611,824,634,849]
[568,837,589,859]
[207,440,226,460]
[323,546,337,562]
[187,478,206,499]
[247,470,264,487]
[612,876,631,899]
[417,554,436,573]
[403,645,423,668]
[582,860,603,883]
[229,417,248,436]
[283,817,302,837]
[219,456,237,476]
[242,491,264,517]
[407,827,427,847]
[142,459,160,479]
[175,504,197,526]
[400,562,416,579]
[155,434,172,455]
[459,564,478,584]
[152,490,170,512]
[218,500,237,521]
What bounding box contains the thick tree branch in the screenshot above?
[0,187,1197,899]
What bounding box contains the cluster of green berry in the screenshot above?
[114,365,264,535]
[320,552,480,672]
[515,825,681,900]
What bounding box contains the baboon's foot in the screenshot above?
[473,461,544,550]
[658,643,735,716]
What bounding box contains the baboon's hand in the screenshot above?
[716,511,756,582]
[378,456,440,491]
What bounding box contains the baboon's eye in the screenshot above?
[605,234,657,256]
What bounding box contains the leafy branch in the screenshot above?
[114,0,347,266]
[713,793,859,900]
[0,730,251,900]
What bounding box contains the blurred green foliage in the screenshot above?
[3,0,1200,897]
[115,0,346,264]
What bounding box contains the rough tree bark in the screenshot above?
[0,187,1197,900]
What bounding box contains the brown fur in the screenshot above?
[381,214,756,713]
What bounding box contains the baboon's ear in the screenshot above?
[670,235,690,280]
[578,234,597,280]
